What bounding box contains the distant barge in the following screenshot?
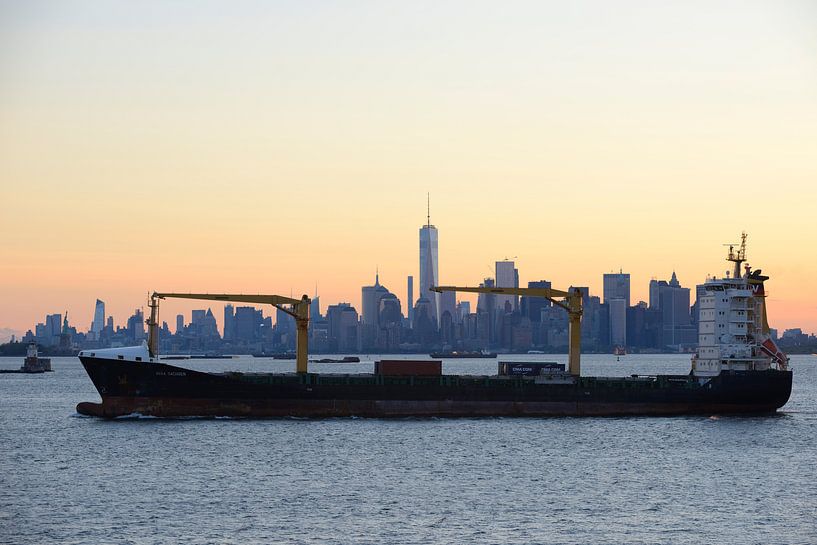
[310,356,361,363]
[76,236,792,418]
[429,351,497,359]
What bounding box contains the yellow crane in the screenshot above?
[146,292,311,373]
[431,285,584,376]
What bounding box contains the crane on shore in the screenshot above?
[146,292,311,373]
[431,285,584,376]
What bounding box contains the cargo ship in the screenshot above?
[76,236,792,418]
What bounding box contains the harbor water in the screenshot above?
[2,354,815,545]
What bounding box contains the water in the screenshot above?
[2,354,816,545]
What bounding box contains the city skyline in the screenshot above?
[2,2,816,336]
[9,237,815,343]
[16,244,814,356]
[2,212,816,339]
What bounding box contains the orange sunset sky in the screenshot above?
[1,1,816,339]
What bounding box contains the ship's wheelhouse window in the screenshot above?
[118,355,124,359]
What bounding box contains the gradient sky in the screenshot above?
[1,1,816,338]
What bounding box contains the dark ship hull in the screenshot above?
[76,357,792,418]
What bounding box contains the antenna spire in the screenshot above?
[427,192,430,227]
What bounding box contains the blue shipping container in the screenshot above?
[498,362,565,376]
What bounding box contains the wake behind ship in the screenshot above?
[76,236,792,418]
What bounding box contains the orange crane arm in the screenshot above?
[431,285,572,311]
[431,285,583,376]
[152,292,302,309]
[147,292,311,373]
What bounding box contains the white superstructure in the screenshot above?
[692,234,788,377]
[78,342,154,363]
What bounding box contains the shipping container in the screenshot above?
[498,362,565,376]
[375,360,442,376]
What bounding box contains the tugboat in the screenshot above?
[75,235,791,418]
[0,343,53,374]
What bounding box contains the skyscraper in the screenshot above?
[456,300,471,323]
[609,298,627,347]
[223,304,235,341]
[326,303,360,353]
[191,310,206,325]
[310,295,321,321]
[45,313,62,345]
[276,306,294,335]
[521,280,552,322]
[477,278,495,314]
[361,272,389,326]
[201,308,219,338]
[176,314,184,334]
[230,307,252,342]
[419,201,439,325]
[440,290,456,324]
[407,275,414,323]
[126,309,145,341]
[659,272,693,347]
[603,271,631,306]
[476,278,496,343]
[378,293,402,327]
[234,306,263,343]
[495,260,519,314]
[90,299,105,340]
[604,271,630,347]
[649,279,662,309]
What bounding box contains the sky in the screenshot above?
[1,0,816,338]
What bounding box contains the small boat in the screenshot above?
[613,346,627,356]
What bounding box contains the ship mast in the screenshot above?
[146,295,160,358]
[726,232,747,279]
